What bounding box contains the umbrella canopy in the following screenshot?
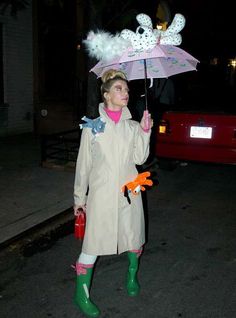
[90,45,199,80]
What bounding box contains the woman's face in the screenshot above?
[104,80,129,109]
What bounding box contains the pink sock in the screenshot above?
[129,247,143,257]
[72,262,94,275]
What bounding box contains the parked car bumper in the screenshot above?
[156,141,236,165]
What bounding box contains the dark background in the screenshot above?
[34,0,236,126]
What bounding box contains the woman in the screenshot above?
[73,69,152,317]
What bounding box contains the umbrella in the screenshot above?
[90,44,199,110]
[91,44,199,81]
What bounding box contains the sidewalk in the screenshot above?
[0,133,75,246]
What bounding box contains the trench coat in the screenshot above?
[74,103,151,255]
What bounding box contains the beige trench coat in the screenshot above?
[74,103,151,256]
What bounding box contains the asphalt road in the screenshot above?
[0,162,236,318]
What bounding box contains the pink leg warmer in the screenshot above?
[72,263,94,276]
[129,247,143,257]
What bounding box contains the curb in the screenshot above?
[0,207,75,253]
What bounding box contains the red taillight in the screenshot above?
[158,119,169,134]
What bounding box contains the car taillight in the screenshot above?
[158,119,169,134]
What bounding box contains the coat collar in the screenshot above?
[99,103,132,123]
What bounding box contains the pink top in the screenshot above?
[105,108,122,124]
[105,107,150,132]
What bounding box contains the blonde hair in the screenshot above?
[101,69,127,83]
[101,69,127,103]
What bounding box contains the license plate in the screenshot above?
[190,126,212,139]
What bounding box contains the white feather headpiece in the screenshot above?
[83,30,131,61]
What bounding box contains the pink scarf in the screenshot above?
[105,108,122,124]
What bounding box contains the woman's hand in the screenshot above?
[74,204,86,216]
[140,110,153,131]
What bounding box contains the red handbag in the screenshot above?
[74,209,86,240]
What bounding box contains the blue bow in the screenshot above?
[79,116,106,135]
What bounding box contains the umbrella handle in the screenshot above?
[143,110,151,131]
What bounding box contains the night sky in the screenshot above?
[37,0,235,111]
[137,0,235,59]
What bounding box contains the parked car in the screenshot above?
[155,110,236,165]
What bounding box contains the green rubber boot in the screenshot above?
[126,252,140,296]
[75,265,100,317]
